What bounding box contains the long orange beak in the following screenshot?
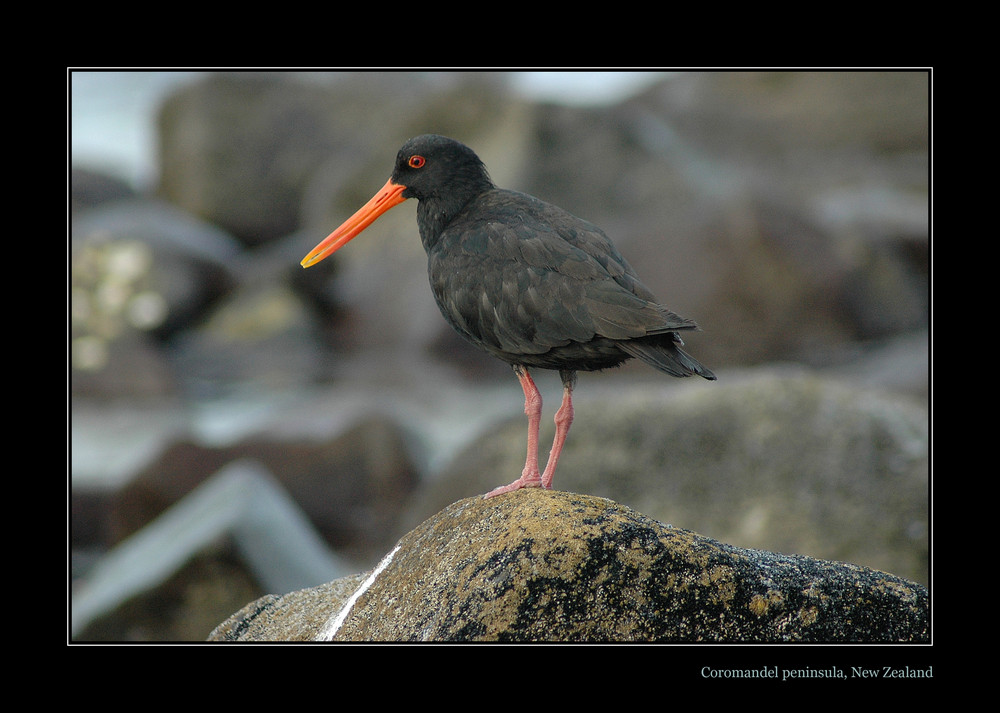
[301,178,408,268]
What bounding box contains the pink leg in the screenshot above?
[485,368,577,498]
[540,373,575,489]
[484,366,544,498]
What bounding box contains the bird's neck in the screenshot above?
[416,177,494,250]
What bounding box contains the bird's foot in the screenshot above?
[483,474,547,499]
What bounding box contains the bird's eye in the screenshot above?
[408,155,426,169]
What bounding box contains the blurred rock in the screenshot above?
[78,547,262,642]
[70,329,178,399]
[71,167,135,214]
[832,329,929,398]
[72,461,350,641]
[108,415,420,565]
[70,197,242,397]
[168,281,325,392]
[156,71,520,247]
[406,371,928,584]
[209,490,928,642]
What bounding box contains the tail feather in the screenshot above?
[620,338,717,380]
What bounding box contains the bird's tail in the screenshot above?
[620,337,717,380]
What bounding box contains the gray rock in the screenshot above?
[208,489,928,642]
[73,461,350,639]
[157,72,520,247]
[71,167,135,214]
[111,416,420,565]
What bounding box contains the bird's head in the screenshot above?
[301,135,492,268]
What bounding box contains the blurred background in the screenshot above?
[70,70,930,641]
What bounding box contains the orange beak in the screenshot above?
[300,178,408,268]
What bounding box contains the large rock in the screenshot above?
[209,490,928,642]
[405,371,929,585]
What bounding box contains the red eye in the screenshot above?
[408,155,426,169]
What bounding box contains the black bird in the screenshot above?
[302,134,715,498]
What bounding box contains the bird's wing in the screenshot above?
[429,191,695,356]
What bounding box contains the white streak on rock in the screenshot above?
[317,545,401,641]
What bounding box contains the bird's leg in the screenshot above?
[540,369,576,489]
[484,365,544,498]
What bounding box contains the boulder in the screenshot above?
[405,372,929,585]
[209,489,928,642]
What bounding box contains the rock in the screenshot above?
[78,549,262,642]
[208,490,928,642]
[71,198,242,337]
[168,281,325,391]
[404,371,929,585]
[110,415,420,564]
[157,72,344,246]
[71,167,135,214]
[72,461,350,640]
[157,71,520,247]
[209,574,366,643]
[70,197,242,397]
